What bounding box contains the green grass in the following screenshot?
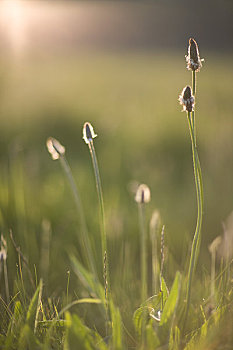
[0,50,233,349]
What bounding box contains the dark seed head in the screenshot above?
[186,38,203,72]
[83,122,97,144]
[135,184,151,204]
[178,85,195,113]
[189,38,199,63]
[183,86,192,100]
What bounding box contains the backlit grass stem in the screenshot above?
[150,211,160,295]
[191,70,196,143]
[46,137,97,281]
[59,155,97,280]
[191,68,204,265]
[83,122,110,335]
[138,203,147,305]
[135,184,150,345]
[87,140,107,270]
[185,111,203,326]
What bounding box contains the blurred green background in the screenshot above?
[0,0,232,319]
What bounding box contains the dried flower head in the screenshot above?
[186,38,203,72]
[83,122,97,144]
[46,137,65,160]
[178,85,195,113]
[135,184,151,204]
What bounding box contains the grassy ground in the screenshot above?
[0,51,232,349]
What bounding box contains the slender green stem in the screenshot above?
[4,259,10,305]
[59,155,97,280]
[184,112,203,327]
[66,270,70,305]
[159,225,165,311]
[150,225,158,295]
[88,142,107,263]
[210,250,216,306]
[192,70,196,145]
[192,69,204,262]
[87,140,110,334]
[138,203,147,345]
[138,203,147,304]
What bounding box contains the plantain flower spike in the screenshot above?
[186,38,203,72]
[46,137,65,160]
[179,85,195,113]
[135,184,151,204]
[83,122,97,144]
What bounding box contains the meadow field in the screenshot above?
[0,48,233,349]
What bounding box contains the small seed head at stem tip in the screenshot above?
[83,122,97,144]
[46,137,65,160]
[186,38,203,72]
[135,184,151,204]
[178,85,195,113]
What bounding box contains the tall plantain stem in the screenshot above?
[87,140,110,335]
[185,110,203,326]
[59,155,97,280]
[138,202,147,345]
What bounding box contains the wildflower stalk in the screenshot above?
[138,203,147,305]
[46,137,97,281]
[135,184,150,345]
[150,211,160,294]
[87,141,107,268]
[191,68,204,262]
[184,111,203,326]
[83,122,110,335]
[59,155,97,279]
[138,202,147,346]
[180,37,204,328]
[191,71,196,141]
[159,225,165,311]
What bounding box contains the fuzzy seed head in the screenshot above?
[135,184,151,204]
[185,38,203,72]
[178,85,195,113]
[83,122,97,144]
[46,137,65,160]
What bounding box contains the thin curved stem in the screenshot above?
[192,70,196,145]
[87,140,110,335]
[184,112,203,327]
[138,202,147,346]
[59,156,97,280]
